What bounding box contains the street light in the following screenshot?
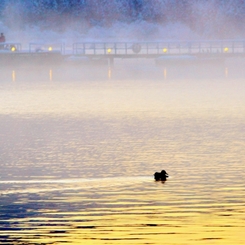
[224,47,229,52]
[11,46,16,52]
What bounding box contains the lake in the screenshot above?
[0,61,245,244]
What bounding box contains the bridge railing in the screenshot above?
[0,42,22,52]
[1,40,245,56]
[72,40,245,56]
[29,43,65,54]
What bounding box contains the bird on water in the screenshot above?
[154,170,169,181]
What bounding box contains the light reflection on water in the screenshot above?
[1,176,245,244]
[0,69,245,244]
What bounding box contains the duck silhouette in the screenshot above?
[154,170,169,181]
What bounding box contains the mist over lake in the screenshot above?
[1,1,245,244]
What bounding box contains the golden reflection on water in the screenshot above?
[1,176,245,245]
[0,72,245,244]
[49,69,53,81]
[163,67,167,79]
[108,67,112,79]
[225,67,229,78]
[12,70,16,82]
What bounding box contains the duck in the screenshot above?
[154,170,169,181]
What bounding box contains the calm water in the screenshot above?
[0,63,245,244]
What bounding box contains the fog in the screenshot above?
[1,4,245,244]
[0,0,245,117]
[0,0,245,46]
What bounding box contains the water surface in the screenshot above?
[0,64,245,244]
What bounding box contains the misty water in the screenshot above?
[0,60,245,245]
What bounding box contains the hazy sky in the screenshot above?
[1,0,245,44]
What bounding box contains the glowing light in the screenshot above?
[224,47,229,52]
[162,48,168,53]
[48,46,53,51]
[107,48,112,54]
[11,46,16,52]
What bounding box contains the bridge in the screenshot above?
[1,40,245,66]
[72,40,245,56]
